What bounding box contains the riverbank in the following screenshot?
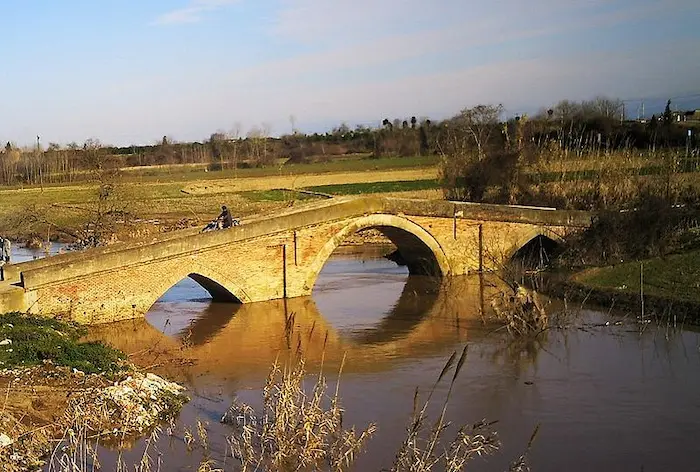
[0,313,188,471]
[547,249,700,324]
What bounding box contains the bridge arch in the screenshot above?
[303,214,451,293]
[505,227,564,267]
[140,263,250,316]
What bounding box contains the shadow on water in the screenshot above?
[171,276,444,350]
[340,275,441,345]
[175,302,240,346]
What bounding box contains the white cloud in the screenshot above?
[9,0,698,146]
[271,0,698,44]
[153,0,240,25]
[231,0,693,89]
[162,39,698,140]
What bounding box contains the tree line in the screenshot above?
[0,96,696,187]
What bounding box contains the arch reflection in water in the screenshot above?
[91,272,511,388]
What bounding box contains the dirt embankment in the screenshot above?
[0,313,189,471]
[0,365,188,471]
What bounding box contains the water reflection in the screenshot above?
[91,271,508,387]
[85,251,700,472]
[8,241,66,263]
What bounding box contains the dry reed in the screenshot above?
[223,354,375,472]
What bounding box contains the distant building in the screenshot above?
[682,110,700,122]
[674,110,700,122]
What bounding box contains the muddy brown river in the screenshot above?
[16,244,700,471]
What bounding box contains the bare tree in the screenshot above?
[209,130,229,170]
[230,122,242,172]
[78,140,130,246]
[452,104,504,161]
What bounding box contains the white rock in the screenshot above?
[0,433,13,447]
[0,339,11,346]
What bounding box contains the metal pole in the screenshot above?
[282,244,287,299]
[453,205,457,239]
[478,224,484,273]
[293,230,298,265]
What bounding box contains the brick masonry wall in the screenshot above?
[17,213,580,324]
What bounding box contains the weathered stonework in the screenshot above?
[0,197,591,324]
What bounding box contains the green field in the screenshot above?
[576,250,700,304]
[242,179,441,201]
[119,154,439,183]
[0,155,440,240]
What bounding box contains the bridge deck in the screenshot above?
[0,196,591,291]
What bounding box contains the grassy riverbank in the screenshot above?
[0,313,188,471]
[563,250,700,322]
[575,250,700,304]
[0,312,125,374]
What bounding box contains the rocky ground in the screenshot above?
[0,364,188,471]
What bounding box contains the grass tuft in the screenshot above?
[0,312,125,374]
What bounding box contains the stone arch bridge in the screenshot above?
[0,197,591,324]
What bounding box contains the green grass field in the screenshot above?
[306,179,440,195]
[241,179,441,201]
[0,155,440,240]
[576,250,700,304]
[119,154,439,183]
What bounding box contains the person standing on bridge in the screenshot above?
[0,237,10,263]
[217,205,234,229]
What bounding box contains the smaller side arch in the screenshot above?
[302,214,451,293]
[140,263,251,317]
[504,227,564,265]
[189,273,242,302]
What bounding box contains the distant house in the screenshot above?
[683,110,700,122]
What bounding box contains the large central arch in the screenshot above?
[303,214,451,293]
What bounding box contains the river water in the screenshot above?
[15,244,700,471]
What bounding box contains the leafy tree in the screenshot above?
[419,126,429,155]
[663,99,673,124]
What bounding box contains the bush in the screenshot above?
[560,194,700,266]
[0,312,125,374]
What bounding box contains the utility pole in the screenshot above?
[36,135,44,192]
[687,129,692,161]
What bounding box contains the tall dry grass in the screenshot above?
[1,343,537,471]
[223,354,376,472]
[389,345,501,471]
[439,110,700,211]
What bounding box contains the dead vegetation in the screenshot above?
[438,104,700,213]
[0,367,187,471]
[216,346,536,472]
[223,355,375,472]
[389,345,501,472]
[489,285,549,338]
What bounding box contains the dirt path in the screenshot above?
[179,168,439,195]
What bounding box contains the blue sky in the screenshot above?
[1,0,699,146]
